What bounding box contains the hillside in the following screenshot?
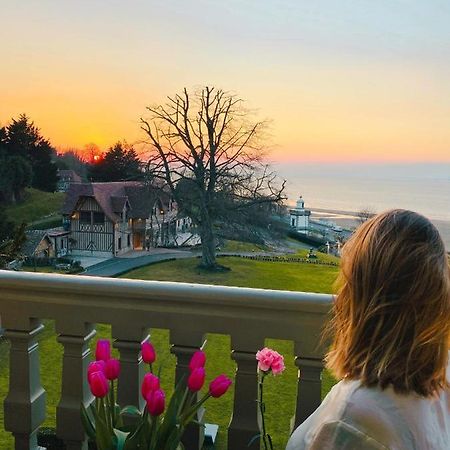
[5,188,65,229]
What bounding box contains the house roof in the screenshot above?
[57,169,82,183]
[22,231,51,257]
[62,182,170,223]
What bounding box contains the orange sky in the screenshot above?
[1,1,449,162]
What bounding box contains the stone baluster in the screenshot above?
[170,329,205,450]
[56,322,96,450]
[293,356,323,428]
[3,320,46,450]
[228,337,261,449]
[112,326,149,411]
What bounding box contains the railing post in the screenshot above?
[293,357,323,428]
[170,330,205,450]
[3,321,46,450]
[228,342,260,449]
[56,323,96,450]
[112,327,148,411]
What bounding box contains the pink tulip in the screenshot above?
[89,371,109,398]
[187,367,205,392]
[256,347,285,375]
[87,360,105,383]
[209,374,232,398]
[104,358,121,380]
[146,389,165,416]
[141,373,160,399]
[95,340,111,362]
[141,342,156,364]
[189,351,206,372]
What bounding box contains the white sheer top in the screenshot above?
[287,354,450,450]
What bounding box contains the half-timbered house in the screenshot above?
[62,182,182,257]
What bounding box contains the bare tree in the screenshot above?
[140,86,285,270]
[357,207,375,225]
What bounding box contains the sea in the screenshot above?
[275,162,450,249]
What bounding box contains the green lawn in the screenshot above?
[0,257,339,449]
[122,256,338,293]
[5,188,65,227]
[220,239,269,253]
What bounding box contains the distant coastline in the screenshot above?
[310,207,450,251]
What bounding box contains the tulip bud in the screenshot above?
[104,358,121,380]
[187,367,205,392]
[209,374,232,398]
[146,389,165,416]
[89,371,109,398]
[95,339,111,362]
[87,360,105,383]
[141,373,160,399]
[189,351,206,372]
[141,342,156,364]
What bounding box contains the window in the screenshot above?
[93,212,105,224]
[80,212,91,224]
[127,234,131,247]
[118,237,122,250]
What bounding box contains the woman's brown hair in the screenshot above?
[325,209,450,397]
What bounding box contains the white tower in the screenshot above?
[289,195,311,234]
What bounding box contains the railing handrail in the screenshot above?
[0,269,332,314]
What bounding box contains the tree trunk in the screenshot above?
[199,218,217,269]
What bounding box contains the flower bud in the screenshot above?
[189,351,206,372]
[141,373,160,399]
[104,358,121,380]
[146,389,165,416]
[89,371,109,398]
[87,360,105,383]
[95,339,111,362]
[187,367,205,392]
[141,342,156,364]
[209,374,232,398]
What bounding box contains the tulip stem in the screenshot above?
[109,380,115,427]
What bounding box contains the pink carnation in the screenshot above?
[256,347,285,375]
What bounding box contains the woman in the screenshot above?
[287,209,450,449]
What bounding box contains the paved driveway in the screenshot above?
[83,250,194,277]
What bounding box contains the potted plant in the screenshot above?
[81,340,232,450]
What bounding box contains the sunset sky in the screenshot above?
[1,0,450,162]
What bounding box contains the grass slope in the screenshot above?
[0,257,339,449]
[5,188,65,227]
[122,256,338,293]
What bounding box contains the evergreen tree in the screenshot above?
[88,141,142,182]
[5,114,58,192]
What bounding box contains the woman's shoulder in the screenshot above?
[286,381,412,450]
[287,419,389,450]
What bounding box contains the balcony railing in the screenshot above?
[0,270,332,450]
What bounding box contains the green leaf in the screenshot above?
[114,429,129,450]
[248,433,261,447]
[123,421,145,450]
[96,399,114,450]
[80,402,96,440]
[120,405,142,417]
[154,376,186,447]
